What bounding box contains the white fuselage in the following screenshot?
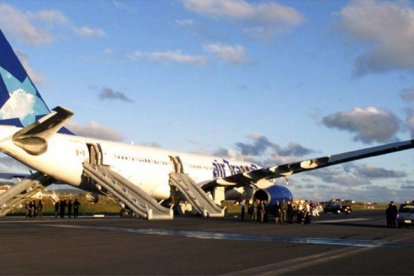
[0,125,264,200]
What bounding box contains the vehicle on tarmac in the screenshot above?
[323,201,352,214]
[397,203,414,228]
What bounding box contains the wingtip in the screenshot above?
[52,106,74,116]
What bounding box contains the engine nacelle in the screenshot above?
[253,185,293,206]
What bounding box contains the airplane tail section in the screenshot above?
[0,29,73,134]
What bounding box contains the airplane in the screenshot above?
[0,29,413,219]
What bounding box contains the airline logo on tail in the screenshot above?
[0,30,50,127]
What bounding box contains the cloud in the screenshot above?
[295,161,409,202]
[308,167,369,187]
[338,0,414,76]
[401,183,414,190]
[0,3,54,45]
[406,112,414,137]
[27,9,69,25]
[15,50,44,84]
[176,18,221,41]
[183,0,302,25]
[66,121,124,142]
[344,163,406,179]
[238,134,314,157]
[143,142,162,148]
[213,133,315,166]
[212,147,231,157]
[176,19,196,26]
[183,0,303,40]
[278,142,314,157]
[149,51,207,65]
[130,44,247,67]
[113,0,136,13]
[98,87,133,103]
[400,88,414,102]
[0,155,30,174]
[74,26,106,38]
[235,134,278,156]
[322,107,400,144]
[129,50,207,65]
[204,43,249,65]
[242,26,279,41]
[0,3,106,44]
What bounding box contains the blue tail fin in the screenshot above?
[0,29,51,128]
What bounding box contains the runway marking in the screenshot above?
[314,218,371,224]
[223,231,414,275]
[40,223,408,249]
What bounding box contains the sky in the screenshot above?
[0,0,414,203]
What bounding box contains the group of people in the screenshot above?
[25,199,81,218]
[54,199,81,218]
[385,201,398,228]
[25,200,43,218]
[240,199,313,224]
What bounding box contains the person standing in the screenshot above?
[248,201,254,221]
[273,200,281,224]
[37,200,43,218]
[252,199,259,222]
[259,200,265,223]
[390,201,398,228]
[54,201,59,218]
[240,200,245,221]
[264,200,269,223]
[25,201,31,218]
[31,200,37,218]
[67,199,72,218]
[287,200,294,224]
[59,200,66,218]
[304,201,311,224]
[385,202,392,227]
[281,200,287,224]
[73,199,81,218]
[297,201,304,223]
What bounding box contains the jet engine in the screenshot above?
[253,185,293,206]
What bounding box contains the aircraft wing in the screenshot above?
[202,139,414,189]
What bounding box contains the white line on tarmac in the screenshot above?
[314,218,371,224]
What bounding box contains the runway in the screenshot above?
[0,210,413,275]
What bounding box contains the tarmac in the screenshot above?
[0,210,413,275]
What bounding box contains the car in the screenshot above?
[397,203,414,228]
[323,201,352,214]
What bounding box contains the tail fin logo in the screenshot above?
[0,67,49,126]
[0,29,50,127]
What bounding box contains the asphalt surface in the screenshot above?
[0,210,413,275]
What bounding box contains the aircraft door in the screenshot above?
[169,155,184,173]
[87,143,103,165]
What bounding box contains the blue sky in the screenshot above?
[1,0,414,202]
